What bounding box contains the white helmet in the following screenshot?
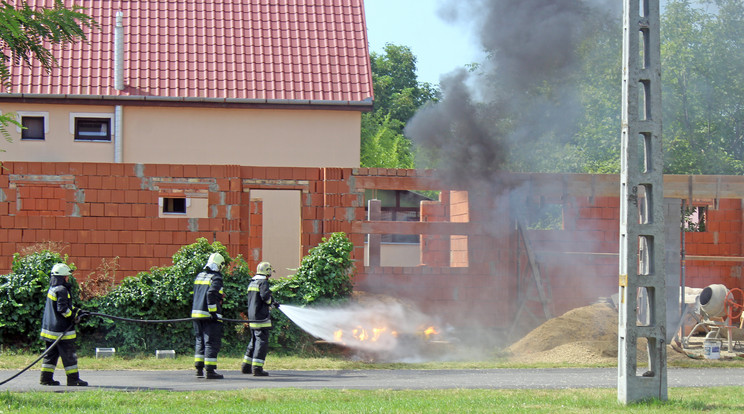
[205,252,225,270]
[256,261,274,276]
[51,263,72,277]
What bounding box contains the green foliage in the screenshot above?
[86,238,252,355]
[270,233,355,353]
[361,44,440,169]
[0,251,76,346]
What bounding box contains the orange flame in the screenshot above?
[334,329,344,343]
[423,326,439,340]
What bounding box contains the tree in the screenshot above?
[361,44,439,169]
[0,0,95,151]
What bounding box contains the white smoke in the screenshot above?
[279,301,457,362]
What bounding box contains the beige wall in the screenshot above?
[251,189,302,279]
[364,242,422,267]
[1,103,361,167]
[0,104,115,162]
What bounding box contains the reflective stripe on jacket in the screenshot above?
[191,270,224,319]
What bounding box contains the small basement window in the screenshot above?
[16,111,48,140]
[162,197,187,214]
[21,116,45,140]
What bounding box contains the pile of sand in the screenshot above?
[506,302,689,364]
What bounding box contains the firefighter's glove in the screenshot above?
[74,309,89,324]
[210,312,220,322]
[272,302,280,309]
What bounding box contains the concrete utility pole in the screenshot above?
[618,0,667,404]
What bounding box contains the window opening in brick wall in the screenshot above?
[527,201,563,230]
[683,205,707,232]
[74,117,111,141]
[364,189,435,243]
[161,197,186,214]
[21,116,45,140]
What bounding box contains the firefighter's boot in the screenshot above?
[66,373,88,386]
[40,371,60,386]
[205,367,224,379]
[241,362,252,374]
[253,366,269,377]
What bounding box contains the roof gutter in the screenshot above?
[0,93,374,110]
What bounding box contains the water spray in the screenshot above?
[277,301,449,361]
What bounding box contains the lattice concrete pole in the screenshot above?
[618,0,667,404]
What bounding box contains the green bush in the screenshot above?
[87,238,253,355]
[270,232,355,353]
[0,251,77,347]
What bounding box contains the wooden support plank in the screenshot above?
[353,220,485,235]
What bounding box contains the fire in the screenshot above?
[423,326,439,340]
[332,325,395,344]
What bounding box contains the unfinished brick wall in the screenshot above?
[683,198,744,289]
[0,162,363,280]
[2,163,743,332]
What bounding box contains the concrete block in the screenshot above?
[156,350,176,359]
[96,347,116,359]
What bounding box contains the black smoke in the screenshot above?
[406,0,620,191]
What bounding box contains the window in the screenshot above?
[16,111,48,140]
[75,118,111,141]
[162,197,186,214]
[683,205,707,232]
[21,116,45,140]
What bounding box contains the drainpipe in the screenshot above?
[114,12,124,163]
[115,105,123,163]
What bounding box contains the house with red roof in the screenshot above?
[0,0,373,277]
[0,0,373,167]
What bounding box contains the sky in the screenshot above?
[363,0,485,86]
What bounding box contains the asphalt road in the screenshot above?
[2,368,744,392]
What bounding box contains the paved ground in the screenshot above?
[2,367,744,392]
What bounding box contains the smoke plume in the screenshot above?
[407,0,619,189]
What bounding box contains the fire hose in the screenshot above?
[0,311,250,386]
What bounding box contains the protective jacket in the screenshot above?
[40,277,76,342]
[246,275,274,329]
[191,269,224,319]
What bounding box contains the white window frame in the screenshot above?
[16,111,49,140]
[70,112,114,142]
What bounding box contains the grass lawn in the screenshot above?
[3,353,744,413]
[2,387,744,413]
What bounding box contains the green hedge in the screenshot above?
[0,233,356,356]
[0,251,78,346]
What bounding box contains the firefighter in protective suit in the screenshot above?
[241,261,279,376]
[192,252,226,379]
[40,263,88,386]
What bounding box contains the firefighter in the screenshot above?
[39,263,88,386]
[192,252,226,379]
[241,261,279,377]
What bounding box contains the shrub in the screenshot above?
[87,238,253,355]
[0,250,77,347]
[270,232,355,353]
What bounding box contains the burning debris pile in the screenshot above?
[278,292,453,362]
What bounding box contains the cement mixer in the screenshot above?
[689,284,744,358]
[699,284,730,318]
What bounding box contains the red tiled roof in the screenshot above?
[3,0,374,105]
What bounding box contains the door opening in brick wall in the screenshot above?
[250,189,301,278]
